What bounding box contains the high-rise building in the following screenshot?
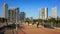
[8,7,19,22]
[38,8,48,20]
[52,7,57,18]
[2,3,8,18]
[19,12,25,21]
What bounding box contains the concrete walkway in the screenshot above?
[17,23,60,34]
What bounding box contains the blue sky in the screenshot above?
[0,0,60,18]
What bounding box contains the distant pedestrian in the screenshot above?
[37,23,39,28]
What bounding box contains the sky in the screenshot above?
[0,0,60,19]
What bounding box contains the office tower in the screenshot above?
[20,12,25,21]
[52,7,57,18]
[38,8,48,20]
[2,3,8,18]
[8,7,19,22]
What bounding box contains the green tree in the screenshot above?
[44,20,47,23]
[47,18,56,27]
[38,19,42,23]
[0,18,7,23]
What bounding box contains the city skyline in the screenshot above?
[0,0,60,19]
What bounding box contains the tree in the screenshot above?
[44,20,47,23]
[0,18,7,23]
[33,19,38,24]
[47,18,57,27]
[38,19,42,23]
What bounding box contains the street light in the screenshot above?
[42,16,44,28]
[16,9,18,31]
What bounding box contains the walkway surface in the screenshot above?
[17,23,60,34]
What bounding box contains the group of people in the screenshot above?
[27,22,40,28]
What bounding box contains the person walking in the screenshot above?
[37,23,39,28]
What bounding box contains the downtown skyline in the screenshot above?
[0,0,60,19]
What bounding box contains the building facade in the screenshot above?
[52,7,57,18]
[8,7,19,23]
[19,12,25,21]
[2,3,8,18]
[38,8,48,20]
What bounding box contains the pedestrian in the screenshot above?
[37,23,39,28]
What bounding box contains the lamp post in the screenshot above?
[42,16,44,28]
[16,9,17,31]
